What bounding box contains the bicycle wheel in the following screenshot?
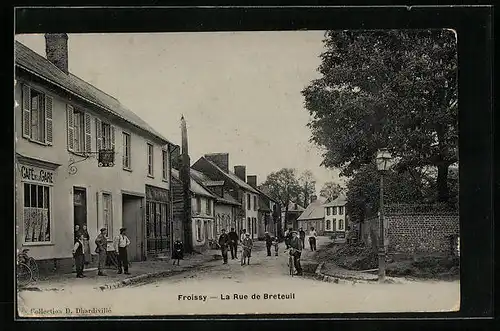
[27,257,39,281]
[17,263,32,287]
[289,256,294,276]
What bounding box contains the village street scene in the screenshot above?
[15,30,459,317]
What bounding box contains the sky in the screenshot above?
[15,32,345,194]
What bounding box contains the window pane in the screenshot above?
[44,186,49,208]
[30,185,37,207]
[37,186,43,208]
[24,183,30,207]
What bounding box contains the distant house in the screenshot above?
[297,195,327,235]
[323,195,348,242]
[171,169,216,252]
[192,153,260,240]
[281,202,305,230]
[246,175,280,238]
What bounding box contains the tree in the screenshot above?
[302,29,458,203]
[260,168,301,236]
[319,181,344,202]
[345,163,425,223]
[298,170,316,207]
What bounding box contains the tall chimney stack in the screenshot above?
[234,166,246,182]
[204,153,229,173]
[180,115,192,253]
[45,33,69,74]
[247,175,257,188]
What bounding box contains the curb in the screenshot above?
[96,256,217,291]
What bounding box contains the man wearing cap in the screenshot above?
[218,229,230,264]
[264,231,273,257]
[114,228,131,275]
[95,228,108,276]
[241,233,253,266]
[289,231,303,276]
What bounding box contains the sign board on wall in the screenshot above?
[19,165,54,185]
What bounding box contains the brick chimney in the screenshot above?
[45,33,69,74]
[247,175,257,188]
[234,166,246,182]
[205,153,229,173]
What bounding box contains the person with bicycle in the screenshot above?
[241,233,253,265]
[289,231,303,276]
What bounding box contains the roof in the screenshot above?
[297,197,327,221]
[323,195,347,207]
[171,169,216,199]
[201,157,259,194]
[203,181,225,186]
[188,168,240,206]
[283,202,305,212]
[15,41,175,146]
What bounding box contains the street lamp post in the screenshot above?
[376,148,392,283]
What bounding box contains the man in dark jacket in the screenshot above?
[228,228,239,259]
[299,227,306,248]
[289,231,303,276]
[218,229,230,264]
[264,231,273,256]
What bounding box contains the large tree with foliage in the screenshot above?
[319,181,344,202]
[302,29,458,203]
[298,170,316,207]
[260,168,301,236]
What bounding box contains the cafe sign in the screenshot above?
[19,165,54,185]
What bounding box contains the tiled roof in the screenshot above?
[323,194,347,207]
[297,197,327,221]
[15,41,175,146]
[189,168,240,206]
[202,157,259,194]
[171,169,215,199]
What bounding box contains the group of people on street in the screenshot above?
[72,225,131,278]
[217,228,254,265]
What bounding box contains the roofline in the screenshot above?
[16,63,176,147]
[201,157,259,194]
[297,217,324,221]
[171,171,216,199]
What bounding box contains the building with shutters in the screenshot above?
[14,35,177,274]
[323,195,349,242]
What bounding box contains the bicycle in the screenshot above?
[287,248,297,277]
[17,248,39,286]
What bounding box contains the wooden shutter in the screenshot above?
[95,118,102,150]
[22,84,31,138]
[110,126,115,151]
[84,113,92,153]
[66,105,74,151]
[45,96,53,145]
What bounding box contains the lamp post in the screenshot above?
[376,148,392,283]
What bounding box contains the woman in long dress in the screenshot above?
[81,224,91,266]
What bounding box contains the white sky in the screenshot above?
[15,32,344,193]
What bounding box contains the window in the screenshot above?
[95,118,115,152]
[196,220,202,241]
[339,206,344,215]
[21,85,53,145]
[339,219,344,230]
[103,193,113,238]
[326,219,331,231]
[253,217,257,235]
[162,149,168,180]
[122,132,131,169]
[206,199,212,216]
[253,195,257,211]
[196,197,201,214]
[333,207,337,215]
[73,110,85,152]
[247,217,251,232]
[23,183,51,242]
[326,207,331,216]
[247,194,251,210]
[147,143,154,176]
[67,105,91,153]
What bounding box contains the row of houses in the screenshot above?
[296,195,350,242]
[14,34,283,274]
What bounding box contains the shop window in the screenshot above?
[23,183,51,242]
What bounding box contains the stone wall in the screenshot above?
[361,204,459,256]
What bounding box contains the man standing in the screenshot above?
[228,228,239,260]
[264,231,273,257]
[95,228,108,276]
[241,233,253,265]
[114,228,131,275]
[308,227,318,251]
[218,229,230,264]
[299,227,306,248]
[289,231,303,276]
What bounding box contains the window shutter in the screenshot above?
[84,113,92,153]
[66,104,74,151]
[110,126,115,151]
[95,118,102,150]
[45,96,53,145]
[22,85,31,138]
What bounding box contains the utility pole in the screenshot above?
[180,115,192,253]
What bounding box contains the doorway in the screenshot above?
[73,187,87,236]
[122,194,145,262]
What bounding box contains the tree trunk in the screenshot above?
[436,163,450,203]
